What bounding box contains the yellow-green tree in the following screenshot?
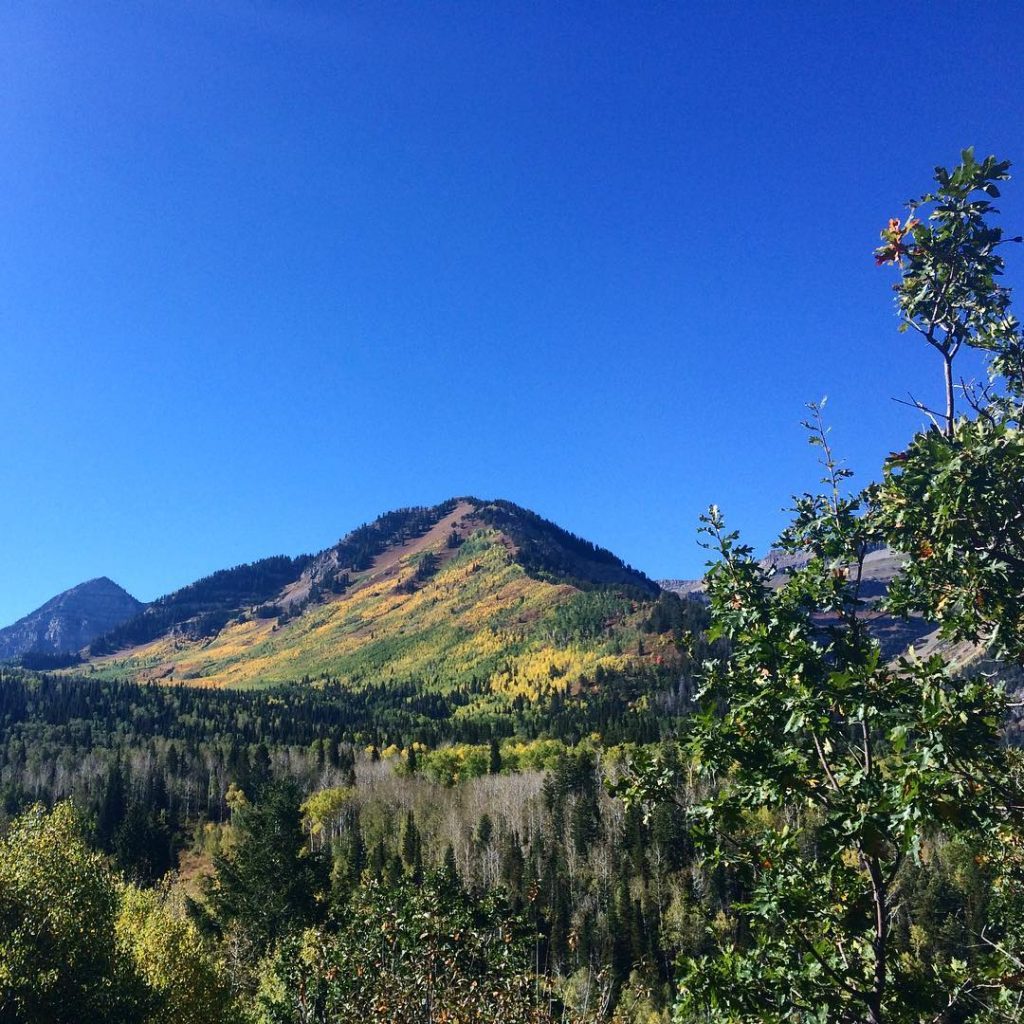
[116,885,238,1024]
[0,802,150,1024]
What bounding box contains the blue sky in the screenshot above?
[1,2,1022,624]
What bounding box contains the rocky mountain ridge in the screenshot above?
[0,577,143,662]
[661,546,939,660]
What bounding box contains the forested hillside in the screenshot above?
[79,498,671,699]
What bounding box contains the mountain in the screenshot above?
[82,498,691,697]
[0,577,143,663]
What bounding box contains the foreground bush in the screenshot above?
[0,802,150,1024]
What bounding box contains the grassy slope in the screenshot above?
[84,524,672,694]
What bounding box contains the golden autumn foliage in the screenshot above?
[83,527,673,706]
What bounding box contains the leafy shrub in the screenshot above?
[254,874,560,1024]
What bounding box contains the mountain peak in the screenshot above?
[0,577,143,661]
[79,496,671,692]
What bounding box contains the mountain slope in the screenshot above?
[82,498,680,695]
[0,578,143,661]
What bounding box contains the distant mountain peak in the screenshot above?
[0,577,143,661]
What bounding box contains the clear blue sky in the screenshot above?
[1,2,1022,624]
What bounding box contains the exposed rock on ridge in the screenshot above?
[0,577,143,660]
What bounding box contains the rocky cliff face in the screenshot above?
[0,577,143,659]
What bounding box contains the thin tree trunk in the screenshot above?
[866,855,888,1024]
[944,353,955,437]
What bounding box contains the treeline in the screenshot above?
[90,555,312,655]
[0,651,705,867]
[0,663,694,757]
[474,500,659,595]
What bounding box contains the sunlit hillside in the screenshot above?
[82,500,683,695]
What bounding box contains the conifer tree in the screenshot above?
[210,780,324,952]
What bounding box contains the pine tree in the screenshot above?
[442,843,460,890]
[97,757,126,849]
[250,742,272,797]
[401,811,420,871]
[211,780,326,951]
